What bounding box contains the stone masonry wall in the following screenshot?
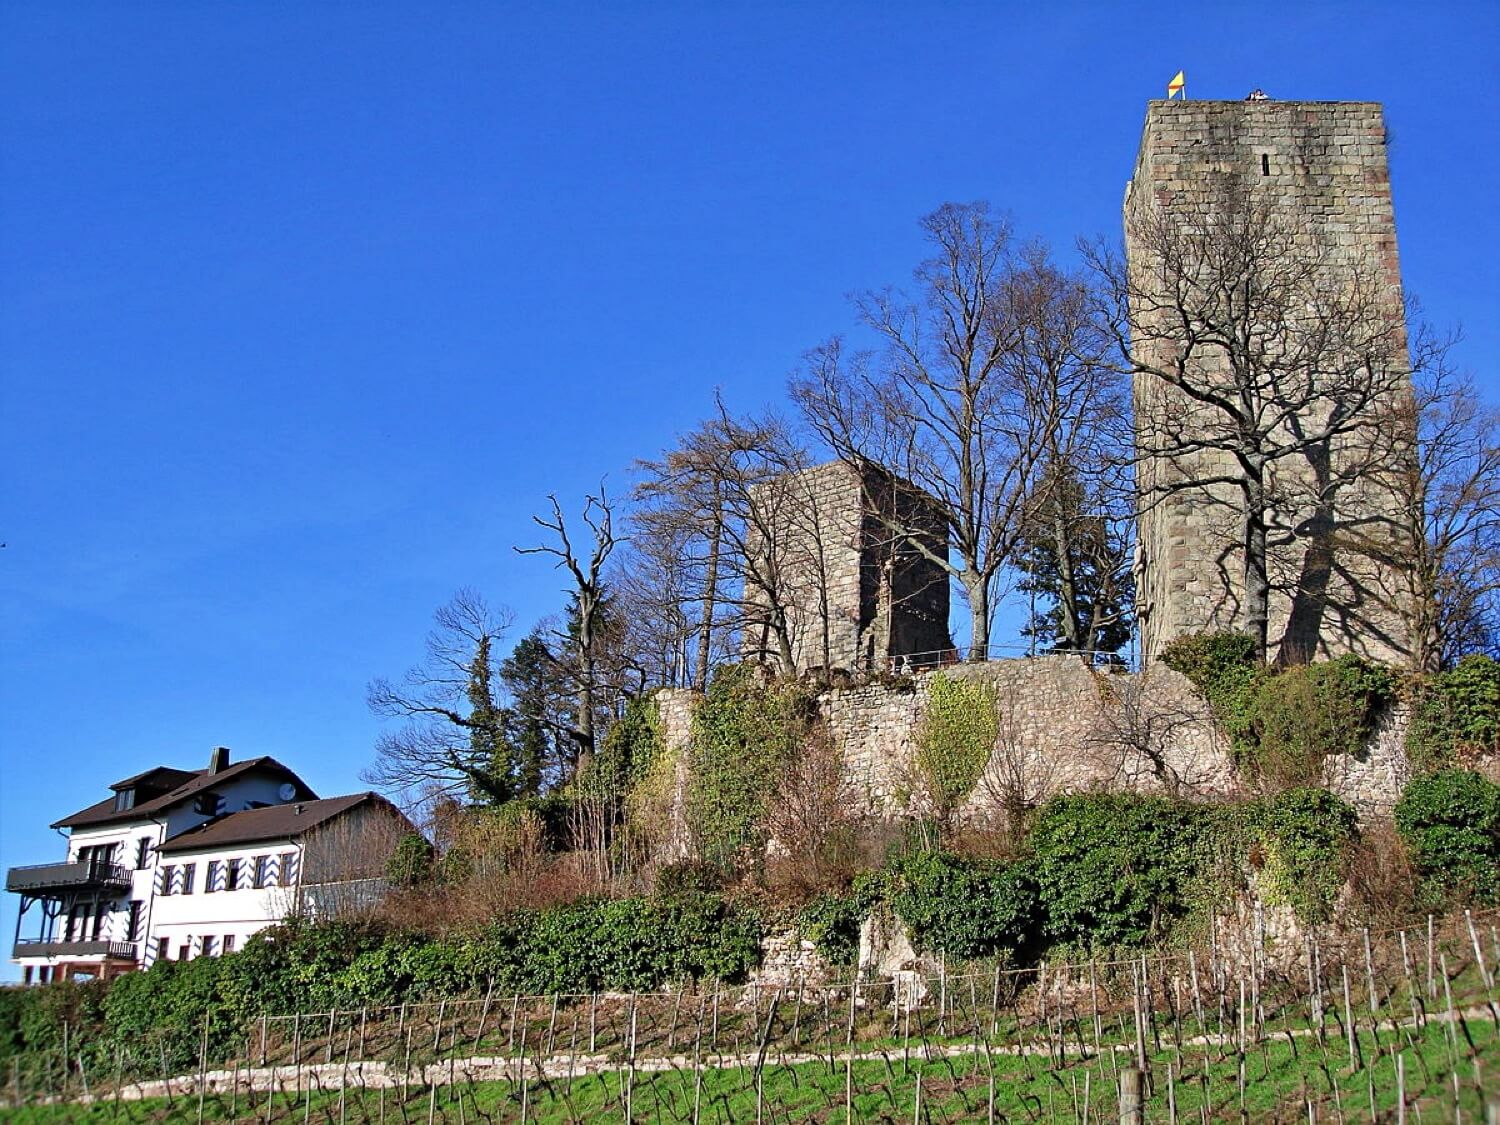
[1126,100,1415,667]
[656,655,1410,849]
[656,656,1411,862]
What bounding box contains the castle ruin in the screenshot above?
[742,459,951,673]
[1126,99,1416,666]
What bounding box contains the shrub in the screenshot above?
[687,665,814,870]
[1246,788,1359,922]
[1394,769,1500,903]
[1028,793,1212,948]
[1408,655,1500,772]
[1160,633,1396,786]
[386,833,436,886]
[881,850,1036,961]
[916,674,999,826]
[1248,657,1395,787]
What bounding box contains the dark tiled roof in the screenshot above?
[109,766,197,793]
[158,793,394,853]
[51,758,316,830]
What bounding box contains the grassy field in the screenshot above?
[7,1013,1497,1122]
[7,914,1500,1121]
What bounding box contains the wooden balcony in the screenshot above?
[12,939,137,961]
[6,861,132,894]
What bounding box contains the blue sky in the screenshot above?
[2,2,1497,966]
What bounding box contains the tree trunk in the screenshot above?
[1243,475,1271,663]
[1051,504,1083,651]
[967,576,991,661]
[694,513,722,692]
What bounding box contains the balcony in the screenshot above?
[12,939,138,961]
[6,861,132,894]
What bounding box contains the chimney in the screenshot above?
[294,803,304,815]
[208,746,230,774]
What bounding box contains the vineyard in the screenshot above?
[5,910,1500,1122]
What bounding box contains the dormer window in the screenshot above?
[193,792,223,817]
[113,788,135,813]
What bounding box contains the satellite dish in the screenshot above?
[277,783,298,802]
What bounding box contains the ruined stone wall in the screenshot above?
[654,656,1410,846]
[825,656,1238,818]
[1126,100,1415,667]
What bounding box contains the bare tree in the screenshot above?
[635,403,834,676]
[1085,669,1228,797]
[363,590,524,804]
[974,695,1059,842]
[517,487,621,760]
[1388,366,1500,668]
[1092,185,1434,663]
[793,205,1123,657]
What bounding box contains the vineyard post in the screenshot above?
[1427,915,1436,1000]
[474,980,494,1053]
[1341,965,1357,1070]
[1467,910,1493,988]
[1119,1065,1143,1125]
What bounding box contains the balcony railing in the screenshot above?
[12,939,137,961]
[6,861,132,894]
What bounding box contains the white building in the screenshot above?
[8,748,413,984]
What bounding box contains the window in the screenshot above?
[225,858,241,891]
[113,788,135,813]
[200,936,216,958]
[156,937,170,964]
[253,855,271,889]
[91,903,106,940]
[205,860,221,892]
[222,934,235,954]
[278,851,296,887]
[135,838,151,870]
[159,865,176,895]
[177,943,190,961]
[180,863,196,894]
[127,902,143,941]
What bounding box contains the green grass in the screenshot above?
[7,1015,1496,1122]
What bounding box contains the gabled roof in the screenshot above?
[157,793,400,854]
[109,766,197,793]
[51,757,316,830]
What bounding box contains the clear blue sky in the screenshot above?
[2,2,1497,966]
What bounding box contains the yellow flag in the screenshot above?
[1167,70,1186,98]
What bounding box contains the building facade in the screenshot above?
[7,748,412,983]
[1126,98,1415,665]
[743,459,952,673]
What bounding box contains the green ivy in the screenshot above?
[1027,792,1215,948]
[1394,769,1500,904]
[687,664,814,870]
[916,674,999,823]
[1161,632,1396,785]
[1245,788,1359,923]
[1159,631,1263,750]
[1407,655,1500,772]
[880,851,1037,961]
[796,888,873,966]
[584,695,663,803]
[1249,656,1396,786]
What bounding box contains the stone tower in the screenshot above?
[1126,99,1415,666]
[743,460,951,673]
